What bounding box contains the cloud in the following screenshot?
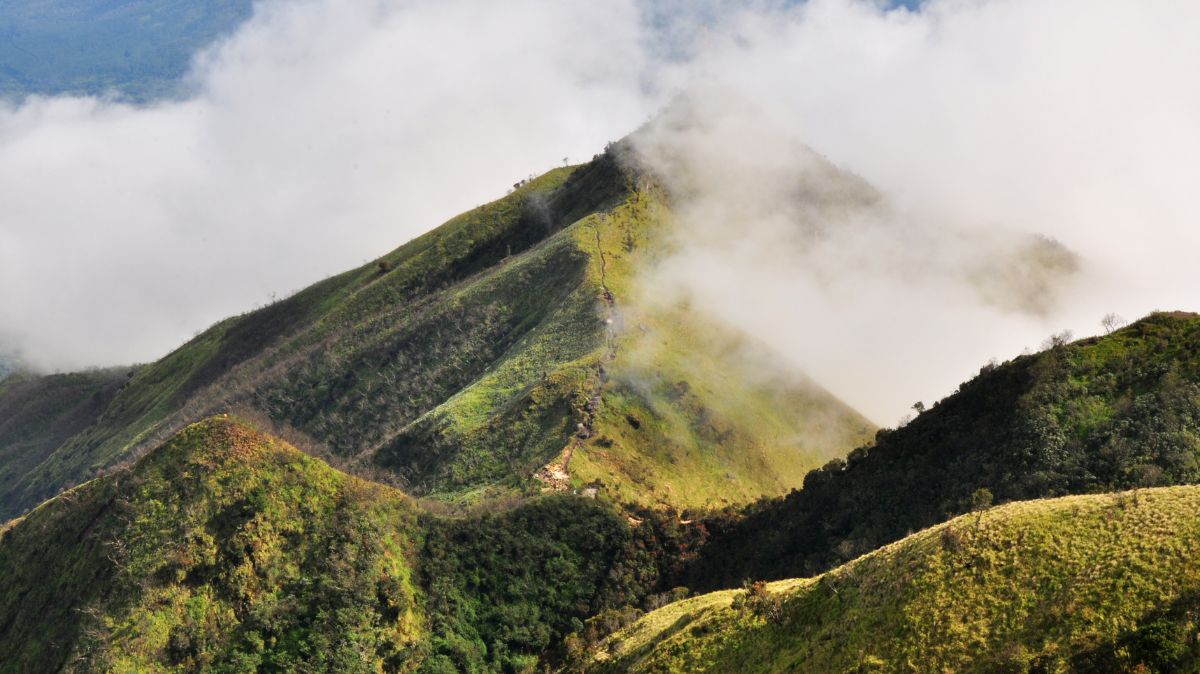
[628,0,1200,422]
[2,0,1199,425]
[0,0,656,371]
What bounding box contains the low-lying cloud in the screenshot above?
[0,0,653,371]
[631,0,1200,422]
[2,0,1198,424]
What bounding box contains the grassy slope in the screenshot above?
[0,417,424,673]
[0,162,613,517]
[2,149,872,518]
[561,186,873,509]
[686,312,1200,587]
[585,486,1200,674]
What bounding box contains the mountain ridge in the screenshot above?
[0,146,874,521]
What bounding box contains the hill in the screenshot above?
[0,416,424,672]
[683,311,1200,588]
[0,416,713,673]
[0,0,251,100]
[0,146,873,520]
[578,486,1200,673]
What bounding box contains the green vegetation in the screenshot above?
[0,416,712,673]
[685,312,1200,588]
[0,147,871,520]
[0,416,424,673]
[559,188,873,509]
[9,129,1199,672]
[417,497,699,673]
[0,367,127,513]
[580,486,1200,673]
[0,0,252,100]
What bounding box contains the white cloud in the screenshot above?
[2,0,1199,425]
[632,0,1200,422]
[0,0,655,371]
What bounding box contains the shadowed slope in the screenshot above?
[0,368,126,509]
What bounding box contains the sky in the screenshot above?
[1,0,1198,424]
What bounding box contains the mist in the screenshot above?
[0,0,655,372]
[2,0,1199,425]
[629,0,1200,423]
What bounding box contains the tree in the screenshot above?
[912,401,926,415]
[1041,330,1074,350]
[1101,313,1126,334]
[969,488,994,526]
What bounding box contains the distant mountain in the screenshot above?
[683,311,1200,588]
[0,0,252,100]
[578,486,1200,673]
[0,145,874,520]
[0,368,127,504]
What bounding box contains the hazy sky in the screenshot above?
[1,0,1197,424]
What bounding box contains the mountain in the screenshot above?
[683,311,1200,588]
[0,416,703,673]
[575,486,1200,673]
[0,0,252,100]
[0,146,873,521]
[10,323,1200,672]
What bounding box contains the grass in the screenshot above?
[560,184,874,509]
[584,486,1200,673]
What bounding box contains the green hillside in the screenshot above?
[0,416,715,673]
[0,147,872,520]
[0,416,424,672]
[579,486,1200,674]
[684,312,1200,588]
